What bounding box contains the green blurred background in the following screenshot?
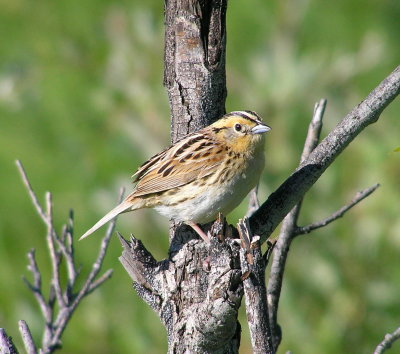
[1,0,399,352]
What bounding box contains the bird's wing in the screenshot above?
[130,132,225,197]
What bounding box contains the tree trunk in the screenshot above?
[119,1,244,353]
[164,0,227,143]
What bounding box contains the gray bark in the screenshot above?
[164,0,227,143]
[238,219,274,354]
[0,328,18,354]
[119,218,243,353]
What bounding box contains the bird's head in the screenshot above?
[210,111,271,155]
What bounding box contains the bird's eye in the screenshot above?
[234,123,242,132]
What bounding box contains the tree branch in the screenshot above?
[22,249,52,325]
[18,320,37,354]
[294,183,380,236]
[250,66,400,242]
[374,327,400,354]
[14,160,120,354]
[0,328,18,354]
[267,98,326,348]
[247,185,261,217]
[15,160,51,229]
[238,218,274,354]
[118,218,244,353]
[118,233,161,302]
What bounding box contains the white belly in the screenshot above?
[154,153,264,223]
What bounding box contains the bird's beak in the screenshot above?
[251,123,271,135]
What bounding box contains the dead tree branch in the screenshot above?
[250,66,400,242]
[238,218,274,354]
[13,160,120,354]
[0,328,18,354]
[374,327,400,354]
[18,321,37,354]
[247,185,261,217]
[267,99,327,347]
[294,183,380,236]
[265,95,384,349]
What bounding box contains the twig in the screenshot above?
[247,185,260,217]
[263,240,276,265]
[74,209,119,301]
[374,327,400,354]
[0,328,18,354]
[300,99,326,162]
[15,160,51,229]
[49,190,122,351]
[295,183,380,236]
[18,320,37,354]
[238,218,274,354]
[87,269,114,294]
[45,192,66,308]
[22,250,52,325]
[266,99,326,348]
[15,161,121,354]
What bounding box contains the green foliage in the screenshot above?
[1,0,399,352]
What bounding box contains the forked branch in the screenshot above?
[266,95,383,349]
[267,98,327,346]
[11,160,121,354]
[250,66,400,242]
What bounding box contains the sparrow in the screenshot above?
[80,110,270,243]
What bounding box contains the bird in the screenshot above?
[80,110,271,243]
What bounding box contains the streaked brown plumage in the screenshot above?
[80,111,271,242]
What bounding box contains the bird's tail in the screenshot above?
[79,199,137,241]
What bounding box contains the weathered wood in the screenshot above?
[238,218,274,354]
[119,219,244,353]
[164,0,227,143]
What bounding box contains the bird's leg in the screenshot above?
[187,222,210,243]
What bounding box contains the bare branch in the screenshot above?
[0,328,18,354]
[18,320,37,354]
[45,192,66,308]
[118,232,159,293]
[63,210,77,287]
[266,98,327,347]
[22,250,52,324]
[15,160,50,228]
[247,185,260,217]
[73,203,119,304]
[43,196,119,352]
[301,99,326,163]
[295,183,380,236]
[250,66,400,242]
[87,269,114,294]
[263,240,276,265]
[238,218,274,354]
[14,163,121,353]
[374,327,400,354]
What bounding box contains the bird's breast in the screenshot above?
[154,149,265,224]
